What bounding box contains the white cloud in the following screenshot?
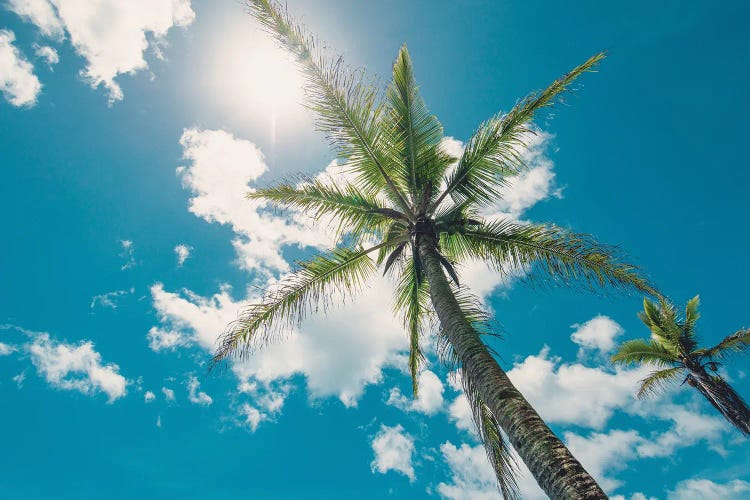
[436,442,500,500]
[161,386,175,402]
[33,44,59,67]
[156,416,162,428]
[667,479,750,500]
[370,424,415,481]
[147,326,188,352]
[447,393,474,434]
[7,0,64,39]
[507,345,647,429]
[28,333,128,402]
[12,371,26,388]
[152,273,408,407]
[0,30,42,107]
[239,403,263,432]
[482,129,561,220]
[570,315,624,356]
[0,342,15,355]
[177,128,334,274]
[9,0,195,102]
[611,494,657,500]
[119,239,136,270]
[174,244,192,267]
[149,282,238,351]
[144,390,156,403]
[564,429,643,492]
[386,370,445,416]
[90,288,134,309]
[436,442,547,500]
[187,376,213,406]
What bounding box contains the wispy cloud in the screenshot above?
[174,244,192,267]
[119,240,136,270]
[90,288,134,310]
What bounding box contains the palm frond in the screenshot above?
[248,178,401,239]
[684,295,701,332]
[697,329,750,361]
[246,0,413,216]
[611,339,678,367]
[636,367,683,399]
[376,220,411,264]
[393,259,431,395]
[445,220,658,296]
[385,45,446,203]
[638,298,694,353]
[460,372,520,499]
[432,52,605,211]
[212,241,401,365]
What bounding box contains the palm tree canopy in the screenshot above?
[613,295,750,397]
[216,0,658,494]
[217,0,656,368]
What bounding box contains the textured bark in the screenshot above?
[692,369,750,436]
[419,240,607,499]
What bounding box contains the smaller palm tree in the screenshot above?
[612,295,750,436]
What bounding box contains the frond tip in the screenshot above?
[211,243,395,366]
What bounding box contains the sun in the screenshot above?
[203,24,306,133]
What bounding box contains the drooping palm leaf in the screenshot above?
[443,220,657,295]
[213,241,401,364]
[393,259,431,395]
[457,371,520,499]
[636,367,683,399]
[432,52,605,210]
[697,329,750,361]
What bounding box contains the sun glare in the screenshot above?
[205,26,306,135]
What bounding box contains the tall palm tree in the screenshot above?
[213,1,657,497]
[612,296,750,436]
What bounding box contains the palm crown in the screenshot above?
[213,1,658,497]
[612,296,750,435]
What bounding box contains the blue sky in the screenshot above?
[2,1,749,498]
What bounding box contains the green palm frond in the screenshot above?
[394,260,431,395]
[432,52,605,210]
[458,373,519,499]
[376,220,411,264]
[684,295,701,332]
[697,329,750,361]
[611,339,678,367]
[248,178,402,239]
[638,298,695,353]
[246,0,413,216]
[385,45,446,203]
[212,241,401,365]
[444,220,657,295]
[636,367,683,399]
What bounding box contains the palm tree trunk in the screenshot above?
[419,240,607,499]
[692,370,750,436]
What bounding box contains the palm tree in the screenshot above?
[213,1,657,497]
[612,296,750,436]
